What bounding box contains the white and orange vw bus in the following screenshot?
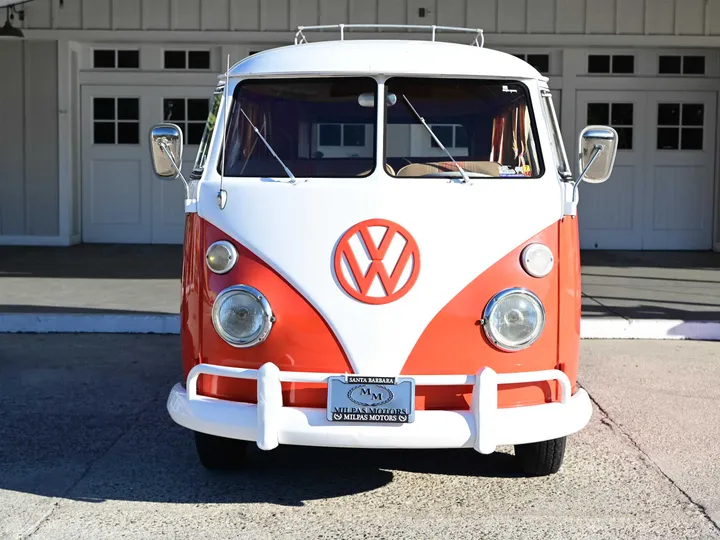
[152,25,618,476]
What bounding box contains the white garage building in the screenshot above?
[1,0,720,250]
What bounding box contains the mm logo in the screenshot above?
[347,385,394,407]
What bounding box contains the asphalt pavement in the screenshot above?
[1,335,719,539]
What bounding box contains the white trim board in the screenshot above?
[1,314,719,341]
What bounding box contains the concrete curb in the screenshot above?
[0,314,719,341]
[0,314,180,335]
[580,318,720,341]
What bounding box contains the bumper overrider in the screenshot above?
[167,363,592,454]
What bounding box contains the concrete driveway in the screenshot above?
[1,336,719,539]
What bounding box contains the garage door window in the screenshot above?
[658,55,706,75]
[93,49,140,69]
[588,55,635,75]
[513,54,550,74]
[164,50,211,70]
[93,98,140,145]
[587,103,633,150]
[163,98,210,145]
[657,103,704,150]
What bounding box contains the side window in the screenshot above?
[191,90,222,179]
[541,92,571,178]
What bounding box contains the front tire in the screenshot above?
[194,432,248,470]
[514,436,566,476]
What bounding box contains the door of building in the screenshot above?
[576,90,716,250]
[81,85,210,244]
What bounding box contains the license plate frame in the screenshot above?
[326,375,416,424]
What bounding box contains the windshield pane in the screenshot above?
[385,78,543,178]
[222,78,377,178]
[541,92,572,178]
[191,87,222,179]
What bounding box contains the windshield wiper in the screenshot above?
[238,107,297,184]
[401,95,470,184]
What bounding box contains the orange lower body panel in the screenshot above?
[182,218,580,411]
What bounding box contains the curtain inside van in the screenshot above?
[490,103,531,168]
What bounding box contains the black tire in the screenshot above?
[514,436,567,477]
[194,431,248,470]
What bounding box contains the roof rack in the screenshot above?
[294,24,484,47]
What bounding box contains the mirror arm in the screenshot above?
[158,139,191,199]
[571,144,603,201]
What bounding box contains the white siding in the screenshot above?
[0,42,59,237]
[21,0,720,36]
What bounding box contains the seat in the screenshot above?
[396,161,502,177]
[396,163,445,177]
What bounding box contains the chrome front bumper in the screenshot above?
[167,363,592,454]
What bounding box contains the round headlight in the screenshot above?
[206,241,238,274]
[212,285,274,347]
[482,289,545,351]
[520,243,554,278]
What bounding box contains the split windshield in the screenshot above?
[385,78,542,178]
[222,78,378,178]
[220,77,542,179]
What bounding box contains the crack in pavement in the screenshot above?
[15,385,172,540]
[587,390,720,534]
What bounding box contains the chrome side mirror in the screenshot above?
[150,123,184,179]
[578,126,618,184]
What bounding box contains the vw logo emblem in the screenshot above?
[333,219,420,305]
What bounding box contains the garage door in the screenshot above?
[576,90,716,250]
[81,85,211,244]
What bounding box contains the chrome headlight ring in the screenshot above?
[211,285,275,348]
[482,288,546,352]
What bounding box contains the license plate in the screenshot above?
[326,375,415,424]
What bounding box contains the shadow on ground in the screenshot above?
[580,250,720,270]
[0,334,521,508]
[0,304,178,316]
[0,245,183,279]
[580,299,720,320]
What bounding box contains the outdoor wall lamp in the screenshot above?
[0,1,31,38]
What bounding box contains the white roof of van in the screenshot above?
[228,40,545,81]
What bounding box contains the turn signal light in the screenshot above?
[206,241,238,274]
